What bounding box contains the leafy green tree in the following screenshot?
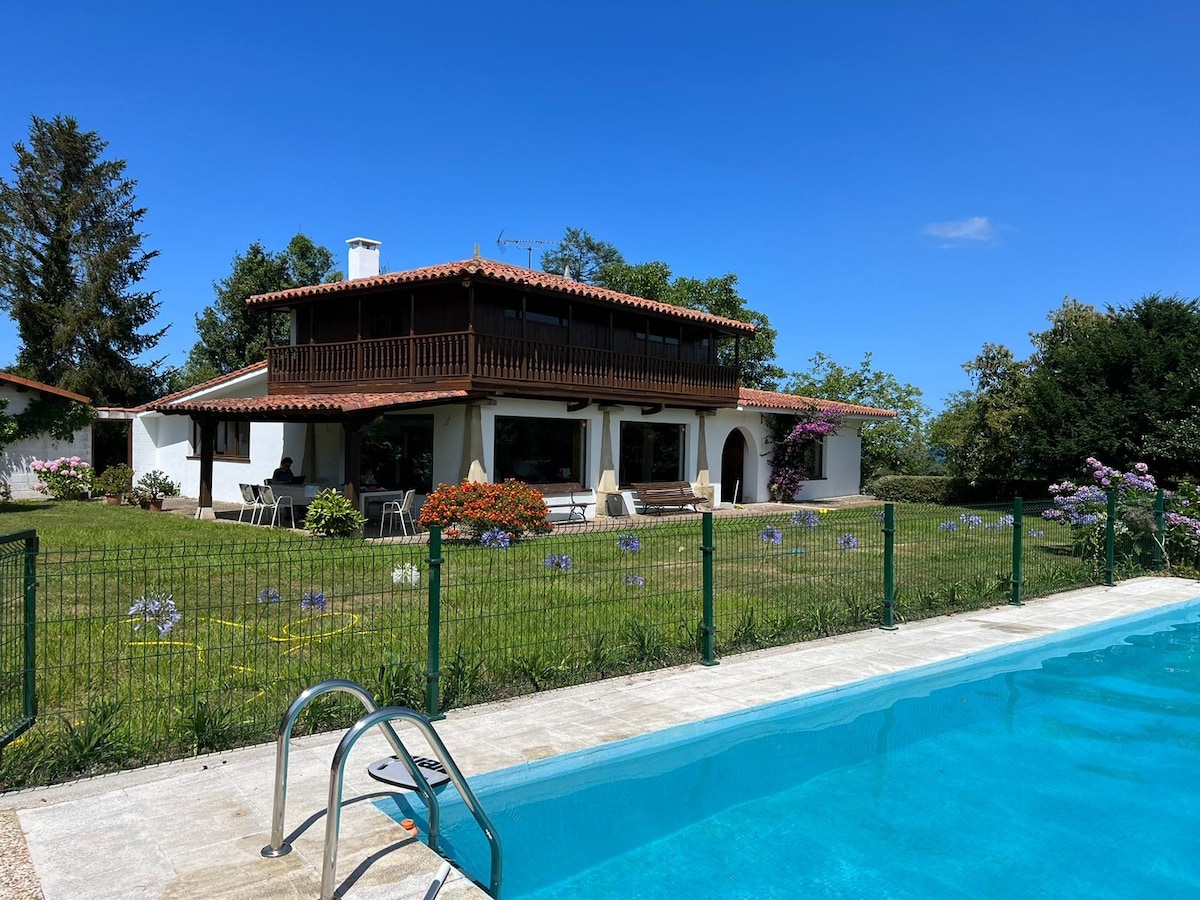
[173,233,337,389]
[929,343,1029,482]
[1024,294,1200,481]
[786,351,931,481]
[0,115,166,405]
[541,229,783,389]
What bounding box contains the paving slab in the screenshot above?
[2,576,1197,899]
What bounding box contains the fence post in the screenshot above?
[425,525,444,720]
[1154,488,1165,570]
[881,503,898,630]
[1010,496,1024,606]
[700,511,717,666]
[23,533,38,723]
[1105,489,1116,586]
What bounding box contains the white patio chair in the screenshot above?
[258,484,295,529]
[380,489,416,537]
[237,484,265,525]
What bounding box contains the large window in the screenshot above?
[362,415,435,493]
[619,422,684,486]
[190,420,251,459]
[494,416,586,485]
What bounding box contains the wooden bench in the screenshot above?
[531,482,596,522]
[632,481,708,515]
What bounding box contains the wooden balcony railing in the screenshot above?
[267,332,739,402]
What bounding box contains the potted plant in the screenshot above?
[94,464,134,505]
[136,470,180,511]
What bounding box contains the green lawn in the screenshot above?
[0,497,1102,789]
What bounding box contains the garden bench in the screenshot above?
[532,482,595,522]
[632,481,708,515]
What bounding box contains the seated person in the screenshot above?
[271,457,300,484]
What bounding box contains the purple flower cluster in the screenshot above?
[760,526,783,545]
[480,528,512,550]
[129,592,181,636]
[836,533,859,550]
[617,533,641,553]
[1165,512,1200,541]
[300,591,327,612]
[1044,458,1156,527]
[623,574,645,588]
[939,520,958,532]
[790,510,820,529]
[544,553,574,570]
[960,513,983,529]
[257,587,281,604]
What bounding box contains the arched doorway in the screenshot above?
[720,430,747,505]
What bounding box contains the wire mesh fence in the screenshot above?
[0,495,1165,790]
[0,531,36,751]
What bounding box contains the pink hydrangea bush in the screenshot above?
[30,456,93,500]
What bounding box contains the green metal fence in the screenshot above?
[0,530,37,752]
[0,496,1154,790]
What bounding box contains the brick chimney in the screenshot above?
[346,237,381,279]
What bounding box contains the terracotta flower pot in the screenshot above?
[149,498,164,511]
[104,493,122,506]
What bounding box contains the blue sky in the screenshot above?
[2,1,1198,410]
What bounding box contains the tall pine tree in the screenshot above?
[0,115,166,405]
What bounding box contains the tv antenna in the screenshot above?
[496,228,552,269]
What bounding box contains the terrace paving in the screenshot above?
[2,576,1197,899]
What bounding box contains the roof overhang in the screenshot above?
[151,389,477,422]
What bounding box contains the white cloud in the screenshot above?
[921,216,1002,245]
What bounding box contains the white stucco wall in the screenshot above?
[0,384,93,499]
[134,413,290,503]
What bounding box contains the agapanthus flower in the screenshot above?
[760,526,783,545]
[617,533,641,552]
[300,591,327,612]
[939,521,959,532]
[129,592,181,636]
[391,563,421,586]
[544,553,574,570]
[790,510,819,529]
[959,513,983,529]
[623,573,645,588]
[836,533,859,550]
[480,528,512,550]
[257,587,281,604]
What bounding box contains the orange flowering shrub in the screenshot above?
[417,479,552,539]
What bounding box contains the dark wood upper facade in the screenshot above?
[259,268,747,407]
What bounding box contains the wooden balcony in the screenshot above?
[266,332,740,406]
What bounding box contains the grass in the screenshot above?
[0,497,1108,789]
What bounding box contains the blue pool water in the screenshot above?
[378,601,1200,898]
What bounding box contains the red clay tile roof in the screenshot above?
[245,257,758,336]
[738,388,895,419]
[129,360,269,411]
[0,371,90,404]
[152,389,471,417]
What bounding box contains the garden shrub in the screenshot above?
[418,479,551,539]
[867,475,962,503]
[31,456,93,500]
[867,475,1048,504]
[303,488,366,537]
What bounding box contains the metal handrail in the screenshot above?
[321,706,503,900]
[260,679,440,858]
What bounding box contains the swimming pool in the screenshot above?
[379,600,1200,898]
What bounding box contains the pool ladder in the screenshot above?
[260,679,503,899]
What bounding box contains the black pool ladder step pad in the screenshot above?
[367,755,452,790]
